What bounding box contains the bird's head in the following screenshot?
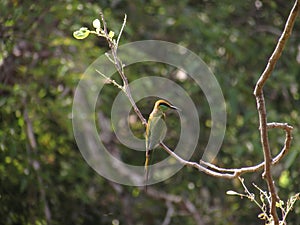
[154,99,180,112]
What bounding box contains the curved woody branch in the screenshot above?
[253,1,299,224]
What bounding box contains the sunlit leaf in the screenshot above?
[108,31,115,39]
[73,27,90,39]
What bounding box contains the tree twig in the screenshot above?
[253,0,300,96]
[253,1,299,224]
[96,69,124,90]
[162,201,175,225]
[99,13,147,125]
[146,187,204,225]
[116,14,127,48]
[160,124,292,179]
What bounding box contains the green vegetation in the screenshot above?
[1,1,299,224]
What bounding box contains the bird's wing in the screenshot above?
[147,115,167,150]
[144,114,167,190]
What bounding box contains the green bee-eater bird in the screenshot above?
[145,99,179,189]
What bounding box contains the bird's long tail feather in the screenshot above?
[144,150,150,191]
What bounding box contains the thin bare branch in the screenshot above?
[116,14,127,48]
[162,201,174,225]
[146,187,204,225]
[253,1,299,223]
[159,142,234,179]
[105,52,115,64]
[99,11,108,36]
[160,120,292,179]
[98,12,147,125]
[254,0,300,96]
[96,69,124,90]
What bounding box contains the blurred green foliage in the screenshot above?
[1,0,299,225]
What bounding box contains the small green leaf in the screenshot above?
[108,31,115,39]
[258,213,266,219]
[73,27,90,40]
[279,170,290,188]
[276,200,284,208]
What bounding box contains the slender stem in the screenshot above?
[160,123,292,179]
[253,1,299,224]
[256,92,280,223]
[99,13,147,125]
[117,14,127,48]
[145,187,204,225]
[254,0,300,96]
[96,69,124,90]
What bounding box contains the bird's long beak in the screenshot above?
[170,105,181,111]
